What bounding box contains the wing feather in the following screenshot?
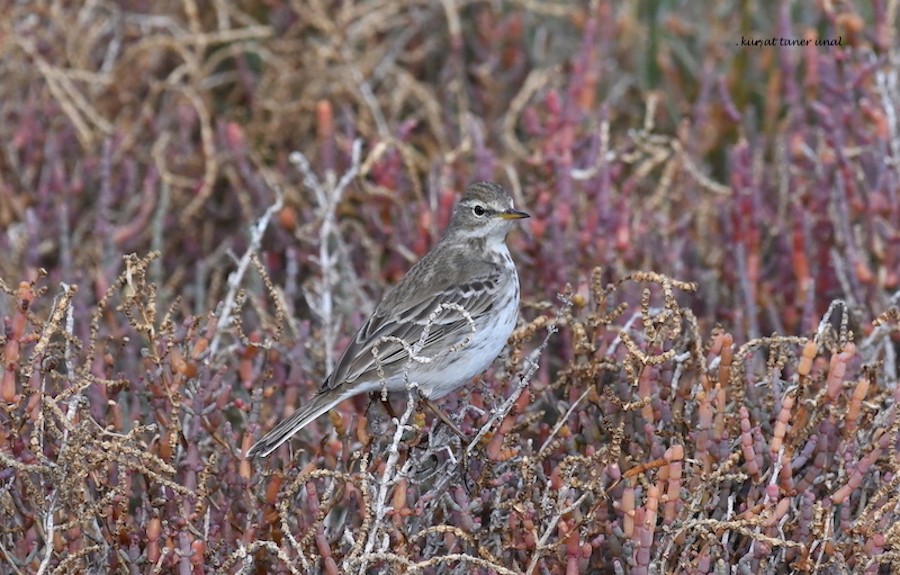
[319,266,504,391]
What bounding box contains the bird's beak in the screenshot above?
[499,209,530,220]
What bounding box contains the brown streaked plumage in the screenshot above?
[247,182,529,458]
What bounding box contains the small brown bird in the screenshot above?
[248,182,529,458]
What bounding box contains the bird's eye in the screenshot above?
[473,205,486,217]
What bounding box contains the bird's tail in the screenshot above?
[246,391,345,458]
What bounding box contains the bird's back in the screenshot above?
[321,237,517,395]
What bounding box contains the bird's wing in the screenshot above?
[319,266,506,392]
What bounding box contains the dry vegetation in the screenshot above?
[1,1,900,573]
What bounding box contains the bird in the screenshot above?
[247,181,529,458]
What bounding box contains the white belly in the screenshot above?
[414,295,519,398]
[355,274,520,400]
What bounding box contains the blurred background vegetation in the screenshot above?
[1,1,898,573]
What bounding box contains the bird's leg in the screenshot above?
[419,396,471,479]
[371,392,398,420]
[422,397,466,440]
